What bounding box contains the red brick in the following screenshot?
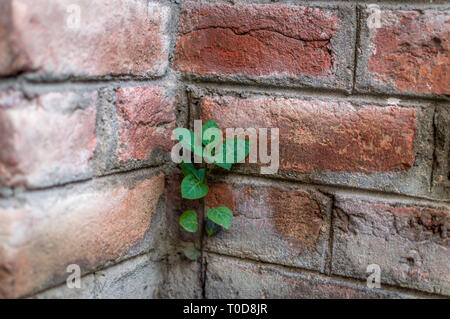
[0,172,165,298]
[0,0,170,77]
[175,2,346,83]
[205,179,331,271]
[200,95,417,173]
[360,9,450,95]
[0,90,97,188]
[332,194,450,295]
[206,254,412,299]
[115,86,176,162]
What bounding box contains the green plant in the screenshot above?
[174,119,251,260]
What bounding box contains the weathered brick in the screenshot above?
[160,253,202,299]
[205,178,331,272]
[0,172,165,298]
[115,86,176,163]
[201,95,417,173]
[0,0,170,78]
[206,254,413,299]
[0,90,97,188]
[433,104,450,195]
[331,194,450,295]
[33,253,165,299]
[198,94,433,197]
[175,2,355,91]
[357,8,450,96]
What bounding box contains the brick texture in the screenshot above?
[0,172,165,298]
[0,0,170,78]
[0,90,97,188]
[331,194,450,295]
[175,2,355,90]
[33,254,165,299]
[115,86,176,163]
[0,0,448,300]
[196,94,436,199]
[200,95,417,174]
[206,254,413,299]
[433,105,450,194]
[205,178,331,272]
[357,8,450,96]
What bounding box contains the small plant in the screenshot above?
[174,119,251,260]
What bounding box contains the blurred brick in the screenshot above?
[34,254,165,299]
[0,0,170,78]
[0,90,97,188]
[0,172,165,298]
[115,86,176,163]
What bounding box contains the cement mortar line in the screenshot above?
[214,172,450,207]
[185,80,450,104]
[0,71,448,105]
[0,164,170,200]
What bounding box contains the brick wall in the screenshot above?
[0,0,448,299]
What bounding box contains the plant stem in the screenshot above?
[206,163,215,176]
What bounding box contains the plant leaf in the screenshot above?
[183,245,200,261]
[205,219,221,237]
[174,127,204,158]
[181,174,209,199]
[179,210,198,232]
[180,161,193,176]
[207,206,233,230]
[202,119,220,146]
[181,161,205,182]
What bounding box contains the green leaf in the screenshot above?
[181,174,209,199]
[207,206,233,230]
[180,161,193,176]
[183,245,200,261]
[181,161,205,182]
[174,127,204,158]
[202,119,220,146]
[179,210,198,232]
[205,219,221,237]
